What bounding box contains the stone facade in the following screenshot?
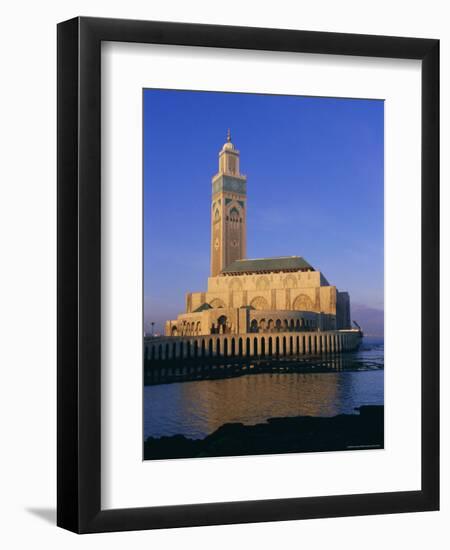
[164,132,352,338]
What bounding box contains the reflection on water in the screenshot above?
[144,338,384,440]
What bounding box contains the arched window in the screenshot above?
[292,293,314,311]
[210,298,226,309]
[250,296,269,310]
[229,207,240,222]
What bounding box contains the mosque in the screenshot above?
[145,131,361,361]
[165,131,351,338]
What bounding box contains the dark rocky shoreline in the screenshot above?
[144,405,384,460]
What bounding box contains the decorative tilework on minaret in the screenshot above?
[210,131,247,276]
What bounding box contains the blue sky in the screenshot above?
[143,89,384,334]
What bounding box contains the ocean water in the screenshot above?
[143,337,384,440]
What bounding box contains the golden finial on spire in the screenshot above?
[227,128,231,142]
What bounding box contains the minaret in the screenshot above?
[210,130,247,277]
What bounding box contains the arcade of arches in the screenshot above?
[145,329,362,361]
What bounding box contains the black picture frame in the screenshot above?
[57,16,439,533]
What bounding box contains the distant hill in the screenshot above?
[351,304,384,338]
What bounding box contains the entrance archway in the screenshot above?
[218,315,228,334]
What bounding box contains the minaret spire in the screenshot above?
[227,128,231,142]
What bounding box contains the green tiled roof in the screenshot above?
[193,302,213,312]
[221,256,314,274]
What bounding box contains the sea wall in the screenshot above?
[144,329,361,361]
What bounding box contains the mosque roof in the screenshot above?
[220,256,314,275]
[193,302,213,313]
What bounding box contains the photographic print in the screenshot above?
[143,89,384,461]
